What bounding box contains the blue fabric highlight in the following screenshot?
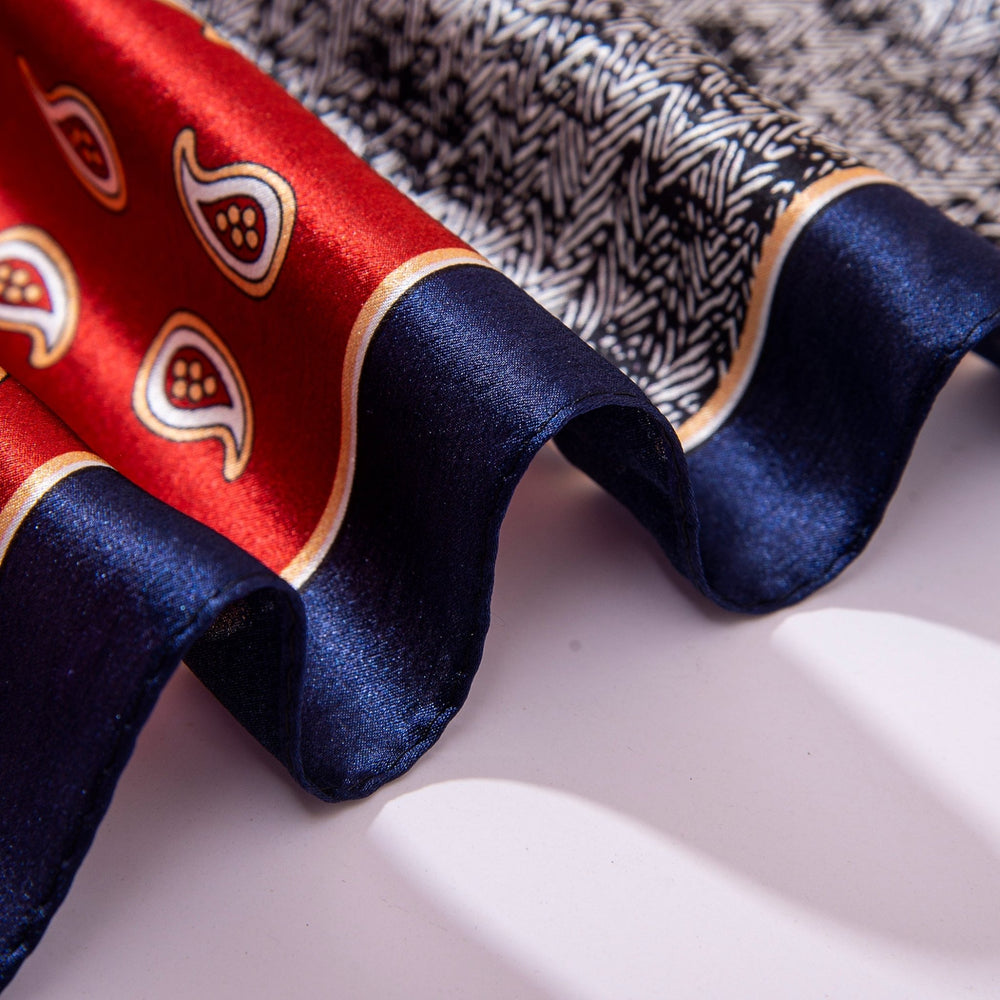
[0,467,304,990]
[296,263,669,799]
[686,184,1000,609]
[4,183,1000,988]
[294,185,1000,799]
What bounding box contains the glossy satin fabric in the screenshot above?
[1,0,1000,989]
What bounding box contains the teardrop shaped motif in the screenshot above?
[18,58,127,212]
[133,311,253,481]
[173,128,295,297]
[0,225,79,368]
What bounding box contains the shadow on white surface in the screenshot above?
[8,355,1000,999]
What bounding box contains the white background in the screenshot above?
[9,353,1000,999]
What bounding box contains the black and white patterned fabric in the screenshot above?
[193,0,1000,437]
[682,0,1000,241]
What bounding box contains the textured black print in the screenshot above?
[197,0,859,433]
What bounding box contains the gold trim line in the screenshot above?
[282,247,494,588]
[677,166,896,451]
[0,451,109,567]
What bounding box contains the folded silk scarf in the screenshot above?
[2,0,999,988]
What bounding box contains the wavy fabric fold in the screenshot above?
[1,0,999,988]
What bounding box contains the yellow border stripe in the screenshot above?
[283,169,891,584]
[677,166,895,451]
[282,247,494,588]
[0,451,109,567]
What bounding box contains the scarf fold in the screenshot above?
[1,0,998,987]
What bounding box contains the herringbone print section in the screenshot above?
[196,0,853,431]
[683,0,1000,240]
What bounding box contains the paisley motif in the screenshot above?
[18,57,127,212]
[173,128,295,297]
[0,225,79,368]
[133,311,253,481]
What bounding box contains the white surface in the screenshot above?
[8,354,1000,999]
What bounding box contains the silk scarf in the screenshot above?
[1,0,999,988]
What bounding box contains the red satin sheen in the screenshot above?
[0,0,467,572]
[0,376,88,505]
